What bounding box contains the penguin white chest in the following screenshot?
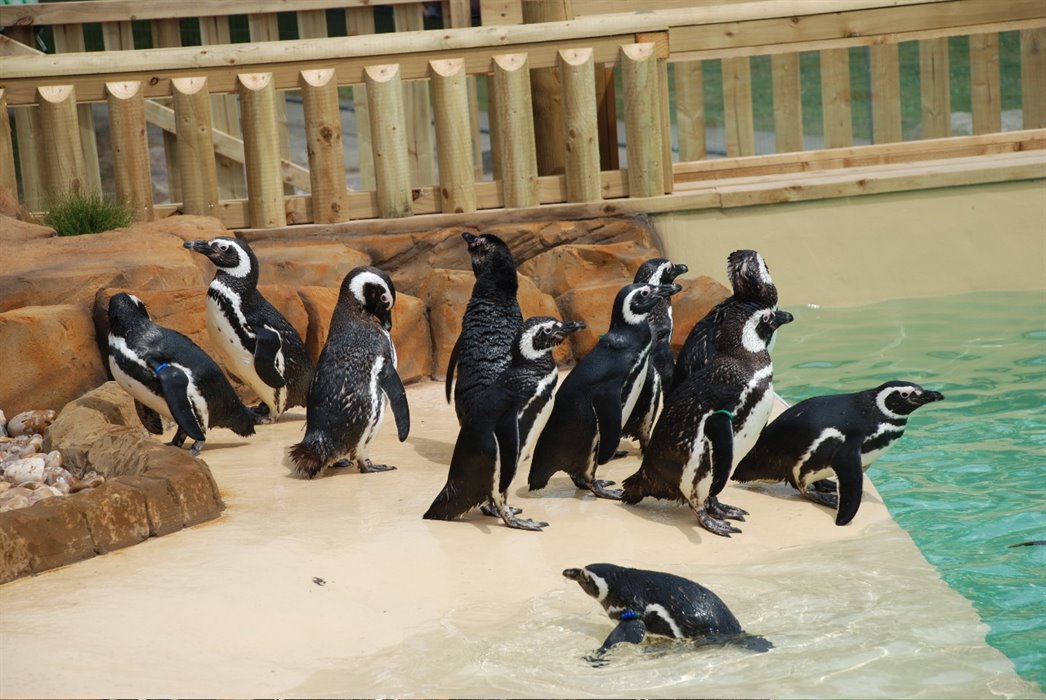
[733,369,775,466]
[622,353,650,420]
[108,351,170,421]
[205,289,280,412]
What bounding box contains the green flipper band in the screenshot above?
[713,409,734,420]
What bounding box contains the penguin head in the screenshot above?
[563,564,618,603]
[184,237,257,280]
[517,317,585,360]
[107,292,151,334]
[874,381,945,417]
[727,250,778,306]
[342,266,396,331]
[634,258,689,286]
[461,231,517,281]
[739,306,794,353]
[618,283,683,326]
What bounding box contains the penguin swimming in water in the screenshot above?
[445,232,523,424]
[424,316,584,530]
[621,258,689,453]
[673,249,777,391]
[106,293,256,455]
[564,563,772,661]
[528,282,682,500]
[732,381,944,525]
[622,304,793,536]
[184,237,313,422]
[288,267,409,478]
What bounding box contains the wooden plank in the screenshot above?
[37,85,87,198]
[171,77,219,217]
[722,56,755,157]
[151,18,182,203]
[478,0,523,26]
[429,58,477,213]
[106,81,154,220]
[249,13,295,195]
[444,0,473,29]
[296,9,328,39]
[870,43,902,144]
[0,91,16,196]
[347,7,376,190]
[621,43,665,196]
[523,0,571,177]
[919,37,951,139]
[674,60,705,161]
[969,33,1001,135]
[558,48,602,203]
[200,16,248,200]
[1021,28,1046,129]
[300,69,350,224]
[821,48,853,148]
[50,24,101,196]
[4,27,43,209]
[771,52,803,153]
[238,73,287,228]
[393,4,437,186]
[491,53,539,207]
[365,64,413,218]
[657,53,673,192]
[101,21,135,50]
[467,77,484,179]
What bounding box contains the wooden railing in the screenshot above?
[2,0,1044,230]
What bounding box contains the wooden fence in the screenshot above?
[1,0,1044,230]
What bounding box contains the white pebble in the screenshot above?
[4,456,46,484]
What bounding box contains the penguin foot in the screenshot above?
[697,507,742,537]
[502,514,548,531]
[803,489,839,509]
[587,480,624,500]
[251,403,276,425]
[358,459,396,473]
[481,501,522,517]
[189,440,205,456]
[706,496,748,522]
[810,478,837,493]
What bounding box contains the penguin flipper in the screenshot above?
[597,617,647,655]
[154,363,206,442]
[494,408,520,494]
[706,411,735,497]
[134,400,164,435]
[253,326,287,388]
[593,388,624,465]
[445,336,461,403]
[833,436,865,526]
[380,362,411,441]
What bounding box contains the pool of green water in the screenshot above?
[771,290,1046,691]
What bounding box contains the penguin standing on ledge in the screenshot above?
[289,267,409,478]
[107,293,256,455]
[425,316,584,530]
[622,258,689,452]
[185,237,313,422]
[445,232,523,424]
[733,381,944,525]
[528,282,682,500]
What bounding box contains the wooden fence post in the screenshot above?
[252,13,297,196]
[522,0,571,176]
[151,18,183,203]
[1021,28,1046,129]
[722,56,755,157]
[821,48,853,148]
[238,73,287,228]
[171,77,219,217]
[365,64,414,218]
[347,7,377,191]
[300,69,350,224]
[491,53,539,209]
[0,91,16,196]
[771,53,803,153]
[50,25,101,196]
[430,59,477,214]
[920,38,951,139]
[393,4,437,187]
[621,43,665,198]
[106,81,154,221]
[969,33,1001,135]
[870,43,902,144]
[37,85,87,199]
[200,17,248,200]
[675,61,706,161]
[558,48,601,203]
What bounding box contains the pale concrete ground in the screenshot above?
[0,380,1039,698]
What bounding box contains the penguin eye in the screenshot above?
[639,288,651,297]
[381,292,393,308]
[217,242,229,252]
[900,389,913,399]
[761,311,773,323]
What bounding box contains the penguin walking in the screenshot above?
[528,282,682,500]
[621,258,689,452]
[424,316,584,530]
[445,232,523,423]
[622,304,793,536]
[673,249,777,391]
[185,237,313,422]
[564,563,772,661]
[288,267,409,478]
[733,381,944,525]
[106,293,256,454]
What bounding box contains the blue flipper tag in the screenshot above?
[155,362,170,373]
[619,610,641,620]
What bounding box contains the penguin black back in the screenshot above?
[445,232,523,423]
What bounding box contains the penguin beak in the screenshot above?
[461,231,481,250]
[672,263,689,279]
[375,307,393,332]
[562,568,583,581]
[557,320,586,338]
[914,390,945,405]
[657,283,683,298]
[773,309,794,328]
[184,239,214,256]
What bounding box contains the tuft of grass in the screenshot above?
[43,192,136,236]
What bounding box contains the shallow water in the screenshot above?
[770,290,1046,692]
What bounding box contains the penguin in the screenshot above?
[732,381,944,525]
[106,292,256,455]
[288,267,409,478]
[424,316,584,530]
[621,258,689,452]
[445,231,523,424]
[184,237,313,422]
[528,282,682,500]
[673,249,777,391]
[563,563,772,661]
[621,304,794,536]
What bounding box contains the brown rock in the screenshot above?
[391,293,432,384]
[417,269,472,379]
[0,213,55,244]
[554,281,624,357]
[114,474,184,538]
[669,275,731,353]
[518,240,660,299]
[296,286,339,365]
[0,305,109,416]
[143,455,224,528]
[250,239,371,288]
[3,498,97,575]
[61,480,150,553]
[0,226,205,313]
[0,512,32,584]
[0,186,30,220]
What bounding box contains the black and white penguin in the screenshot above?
[528,282,682,500]
[673,249,777,391]
[184,237,313,422]
[621,304,794,536]
[424,316,584,530]
[621,258,689,452]
[288,267,409,478]
[733,381,944,525]
[106,293,256,454]
[445,231,523,424]
[563,563,772,660]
